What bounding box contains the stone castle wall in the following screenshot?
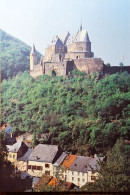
[67,42,91,53]
[103,65,130,74]
[73,58,104,74]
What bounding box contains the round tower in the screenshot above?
[30,44,37,71]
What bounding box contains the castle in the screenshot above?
[30,24,130,77]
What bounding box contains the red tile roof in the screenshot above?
[61,154,77,169]
[1,124,10,131]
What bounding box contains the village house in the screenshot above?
[60,154,104,187]
[34,174,78,192]
[27,144,61,177]
[6,141,28,164]
[16,147,33,172]
[5,139,104,189]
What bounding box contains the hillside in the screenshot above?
[0,29,42,80]
[1,71,130,155]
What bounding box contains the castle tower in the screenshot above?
[30,44,37,71]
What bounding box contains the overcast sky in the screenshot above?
[0,0,130,66]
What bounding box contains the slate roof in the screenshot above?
[28,144,59,163]
[6,141,23,153]
[31,44,36,54]
[70,156,103,173]
[75,30,90,43]
[50,36,64,46]
[53,152,67,167]
[33,177,40,185]
[66,30,90,45]
[18,148,32,161]
[21,172,32,179]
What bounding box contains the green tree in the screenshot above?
[0,133,32,192]
[81,139,130,192]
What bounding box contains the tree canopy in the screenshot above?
[0,29,41,80]
[81,139,130,192]
[1,71,130,155]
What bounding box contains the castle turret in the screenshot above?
[30,44,37,71]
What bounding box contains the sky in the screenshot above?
[0,0,130,66]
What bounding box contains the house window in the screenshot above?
[91,176,96,181]
[9,154,12,158]
[78,172,80,176]
[37,166,43,171]
[72,177,74,181]
[65,175,67,181]
[72,171,74,175]
[28,165,31,169]
[45,171,50,175]
[13,155,15,158]
[45,164,50,168]
[78,178,80,182]
[82,173,84,176]
[32,166,36,170]
[82,178,85,182]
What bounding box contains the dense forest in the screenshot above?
[1,70,130,156]
[0,29,41,80]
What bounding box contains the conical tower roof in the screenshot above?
[31,44,36,54]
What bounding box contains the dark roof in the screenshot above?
[33,177,40,185]
[50,36,64,46]
[31,44,36,54]
[28,144,59,163]
[21,172,32,179]
[6,141,23,153]
[70,156,103,173]
[18,148,32,161]
[53,152,67,167]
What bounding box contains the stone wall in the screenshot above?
[103,65,130,74]
[44,61,67,76]
[45,46,55,62]
[73,58,104,74]
[67,42,89,53]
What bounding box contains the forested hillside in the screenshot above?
[1,71,130,155]
[0,29,41,80]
